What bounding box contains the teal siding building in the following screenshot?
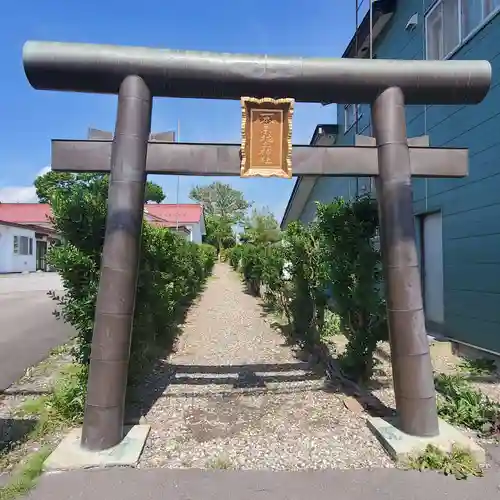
[282,0,500,355]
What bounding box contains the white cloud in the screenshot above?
[37,166,51,177]
[0,166,51,203]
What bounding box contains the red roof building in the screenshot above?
[143,204,203,225]
[143,204,205,243]
[0,203,206,243]
[0,203,52,228]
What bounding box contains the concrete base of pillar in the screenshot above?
[43,425,150,471]
[367,417,485,464]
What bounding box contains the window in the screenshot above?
[426,0,500,59]
[344,104,362,132]
[13,235,33,256]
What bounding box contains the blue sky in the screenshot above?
[0,0,360,221]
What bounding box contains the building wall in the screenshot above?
[299,178,358,224]
[188,222,203,244]
[0,224,36,273]
[298,2,500,353]
[167,222,202,243]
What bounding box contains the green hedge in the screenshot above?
[47,174,216,379]
[228,195,386,382]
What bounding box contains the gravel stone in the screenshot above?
[138,264,393,470]
[0,348,72,478]
[328,334,500,410]
[327,332,500,463]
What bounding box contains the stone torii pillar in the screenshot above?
[22,41,491,456]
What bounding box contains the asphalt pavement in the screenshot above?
[26,467,500,500]
[0,272,75,391]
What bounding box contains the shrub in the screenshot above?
[233,196,387,382]
[316,196,387,382]
[260,244,292,324]
[281,222,328,348]
[199,244,218,275]
[239,244,266,295]
[234,222,329,348]
[227,246,243,271]
[47,174,215,418]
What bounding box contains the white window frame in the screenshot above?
[13,235,33,256]
[425,0,500,60]
[344,104,363,133]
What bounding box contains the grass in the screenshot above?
[434,373,500,436]
[205,455,233,470]
[0,447,52,500]
[0,355,85,500]
[405,444,483,480]
[458,358,497,376]
[48,344,71,358]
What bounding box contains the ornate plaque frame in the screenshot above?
[240,97,294,178]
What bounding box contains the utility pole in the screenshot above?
[176,119,180,231]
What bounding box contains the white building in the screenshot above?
[0,221,36,273]
[0,204,61,274]
[0,220,59,274]
[143,204,206,244]
[0,202,206,273]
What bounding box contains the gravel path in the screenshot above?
[138,264,392,470]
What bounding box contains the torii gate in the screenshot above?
[22,41,491,453]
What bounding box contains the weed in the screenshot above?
[48,344,70,358]
[435,373,500,436]
[0,365,86,499]
[458,358,497,376]
[405,444,483,480]
[9,364,86,458]
[45,365,87,424]
[0,447,51,500]
[0,446,18,471]
[17,397,48,418]
[206,455,232,469]
[16,365,86,428]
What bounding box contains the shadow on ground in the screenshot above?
[125,359,326,424]
[264,315,396,421]
[124,282,207,424]
[126,275,395,424]
[243,277,398,420]
[125,275,333,423]
[0,388,52,397]
[0,417,38,455]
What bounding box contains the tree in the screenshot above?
[144,181,166,203]
[240,207,281,245]
[35,172,165,204]
[189,182,251,224]
[204,215,235,258]
[34,171,74,203]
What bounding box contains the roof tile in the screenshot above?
[0,203,203,225]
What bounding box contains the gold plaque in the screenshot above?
[240,97,294,178]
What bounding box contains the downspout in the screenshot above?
[422,0,429,211]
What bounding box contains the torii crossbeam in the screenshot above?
[51,139,467,178]
[23,40,491,453]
